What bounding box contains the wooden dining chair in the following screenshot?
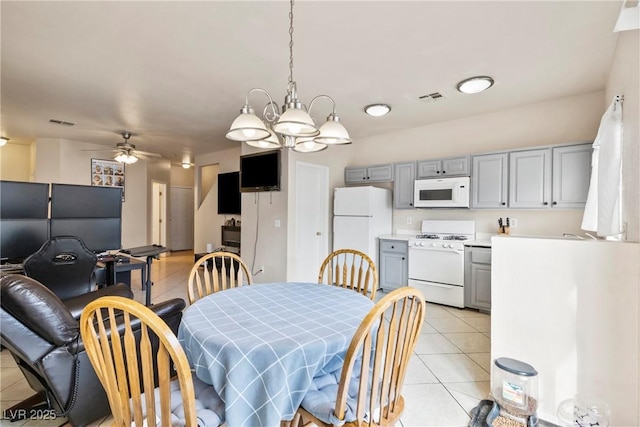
[187,251,253,304]
[294,286,425,427]
[318,248,378,300]
[79,296,224,427]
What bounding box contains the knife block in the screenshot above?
[498,226,510,235]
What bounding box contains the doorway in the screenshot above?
[170,186,194,251]
[151,181,167,247]
[292,161,329,282]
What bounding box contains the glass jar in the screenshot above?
[491,357,538,417]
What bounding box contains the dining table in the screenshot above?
[177,282,375,427]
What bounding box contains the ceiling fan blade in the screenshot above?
[82,148,119,152]
[133,150,162,158]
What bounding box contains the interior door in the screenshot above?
[291,161,329,282]
[170,186,194,251]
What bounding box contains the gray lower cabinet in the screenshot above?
[394,162,416,209]
[464,246,491,312]
[379,239,408,291]
[345,164,394,184]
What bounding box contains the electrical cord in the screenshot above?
[56,335,81,416]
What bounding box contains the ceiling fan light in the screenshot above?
[0,137,9,147]
[456,76,494,94]
[226,107,271,141]
[115,152,138,164]
[272,107,319,137]
[364,104,391,117]
[314,113,352,145]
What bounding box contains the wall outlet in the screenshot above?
[406,217,412,225]
[510,218,518,227]
[274,219,281,228]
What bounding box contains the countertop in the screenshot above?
[378,233,494,248]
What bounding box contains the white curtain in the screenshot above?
[581,96,623,237]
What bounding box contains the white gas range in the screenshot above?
[408,220,475,308]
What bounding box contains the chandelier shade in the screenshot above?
[225,0,350,153]
[314,113,351,145]
[293,138,327,153]
[245,124,282,149]
[272,107,320,138]
[226,106,271,141]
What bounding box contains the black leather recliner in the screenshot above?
[0,274,186,426]
[22,235,123,319]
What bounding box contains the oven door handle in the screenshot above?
[424,282,458,289]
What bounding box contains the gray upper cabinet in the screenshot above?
[509,148,552,208]
[394,162,416,209]
[552,143,592,208]
[417,156,469,178]
[471,153,508,208]
[345,164,394,184]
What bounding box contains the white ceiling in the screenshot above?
[0,1,623,164]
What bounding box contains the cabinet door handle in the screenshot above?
[442,170,446,174]
[552,201,557,205]
[402,257,405,260]
[436,171,440,174]
[391,246,395,249]
[501,202,506,206]
[543,202,549,205]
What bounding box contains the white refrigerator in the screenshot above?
[333,186,393,264]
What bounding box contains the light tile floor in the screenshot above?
[0,251,492,427]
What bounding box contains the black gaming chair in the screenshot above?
[0,273,186,426]
[22,235,119,318]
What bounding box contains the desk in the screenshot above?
[178,282,374,427]
[120,245,168,306]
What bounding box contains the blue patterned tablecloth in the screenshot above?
[178,282,374,427]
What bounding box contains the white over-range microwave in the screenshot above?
[413,176,470,208]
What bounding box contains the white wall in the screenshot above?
[0,143,32,181]
[31,138,167,249]
[606,29,639,242]
[194,146,241,254]
[351,92,605,238]
[491,236,639,426]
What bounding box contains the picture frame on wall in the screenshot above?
[91,158,125,201]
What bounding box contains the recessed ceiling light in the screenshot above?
[456,76,494,94]
[364,104,391,117]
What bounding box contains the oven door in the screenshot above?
[408,247,464,286]
[408,246,465,308]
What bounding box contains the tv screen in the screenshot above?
[0,181,49,219]
[50,218,122,253]
[51,184,122,218]
[240,150,281,192]
[0,219,49,262]
[218,171,241,214]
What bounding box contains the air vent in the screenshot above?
[49,119,75,126]
[418,92,444,102]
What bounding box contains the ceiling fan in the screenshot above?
[85,131,162,164]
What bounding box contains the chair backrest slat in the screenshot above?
[80,296,199,427]
[187,251,253,304]
[318,248,378,300]
[333,287,425,426]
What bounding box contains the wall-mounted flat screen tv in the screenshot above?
[240,150,281,192]
[218,171,241,214]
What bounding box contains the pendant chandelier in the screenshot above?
[226,0,351,153]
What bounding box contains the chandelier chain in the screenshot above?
[288,0,294,85]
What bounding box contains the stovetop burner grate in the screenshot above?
[415,234,440,239]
